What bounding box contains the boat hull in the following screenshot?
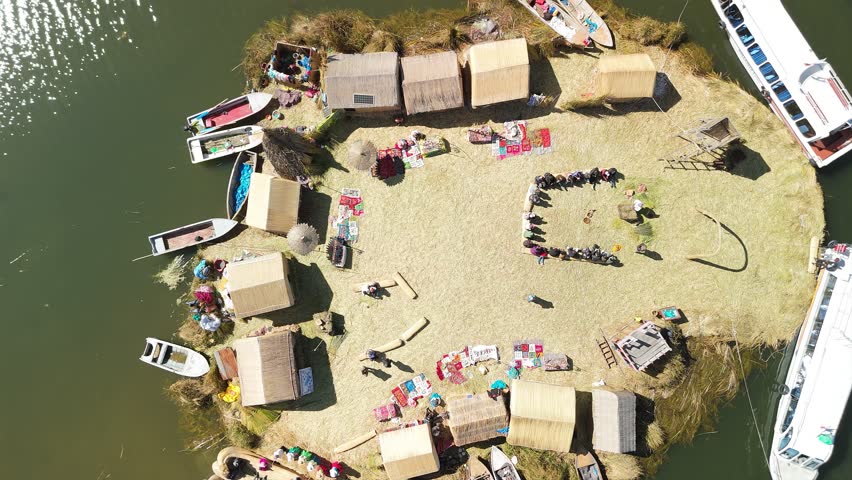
[555,0,614,47]
[186,92,272,136]
[187,126,264,164]
[226,151,261,220]
[515,0,590,47]
[140,337,210,377]
[490,446,521,480]
[148,218,238,256]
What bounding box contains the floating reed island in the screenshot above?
[156,1,824,479]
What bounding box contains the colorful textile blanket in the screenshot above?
[333,189,362,242]
[391,373,432,407]
[513,339,544,369]
[530,128,553,154]
[492,121,529,160]
[436,345,499,381]
[402,143,424,169]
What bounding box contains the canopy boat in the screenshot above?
[185,92,272,136]
[226,151,262,220]
[555,0,614,48]
[148,218,238,256]
[465,456,494,480]
[490,446,520,480]
[515,0,591,48]
[139,337,210,377]
[769,242,852,480]
[575,452,604,480]
[187,126,264,164]
[713,0,852,168]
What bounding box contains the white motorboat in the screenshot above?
[769,242,852,480]
[139,337,210,377]
[713,0,852,168]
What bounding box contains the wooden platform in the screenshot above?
[214,347,239,380]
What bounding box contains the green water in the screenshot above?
[1,1,850,479]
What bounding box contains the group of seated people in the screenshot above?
[526,240,619,265]
[534,167,619,191]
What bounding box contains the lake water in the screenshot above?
[0,0,849,479]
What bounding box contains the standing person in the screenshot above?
[530,245,548,265]
[273,446,286,464]
[527,294,538,303]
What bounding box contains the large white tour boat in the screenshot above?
[769,242,852,480]
[713,0,852,168]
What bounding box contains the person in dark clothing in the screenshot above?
[555,174,567,189]
[548,247,563,258]
[523,239,536,249]
[588,167,601,189]
[543,172,556,188]
[535,175,547,189]
[601,167,618,188]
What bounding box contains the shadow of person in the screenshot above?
[531,296,554,309]
[391,360,415,373]
[361,366,391,381]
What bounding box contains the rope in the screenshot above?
[731,319,772,472]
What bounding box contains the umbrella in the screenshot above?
[348,140,377,171]
[287,223,320,256]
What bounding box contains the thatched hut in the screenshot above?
[592,389,637,453]
[233,329,304,407]
[324,52,401,112]
[507,380,575,452]
[446,393,509,445]
[226,252,295,319]
[245,173,301,235]
[400,51,463,115]
[378,423,440,480]
[597,54,657,102]
[464,38,529,107]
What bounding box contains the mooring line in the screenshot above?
[731,319,772,472]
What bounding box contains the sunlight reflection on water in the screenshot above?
[0,0,155,138]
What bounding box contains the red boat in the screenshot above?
[185,92,272,136]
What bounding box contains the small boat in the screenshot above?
[187,125,264,164]
[185,92,273,136]
[768,242,852,480]
[139,337,210,377]
[148,218,238,256]
[516,0,591,47]
[465,456,494,480]
[226,151,261,220]
[575,452,604,480]
[555,0,614,48]
[490,446,520,480]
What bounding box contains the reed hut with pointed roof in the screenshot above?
[378,423,440,480]
[507,379,575,452]
[592,389,637,453]
[233,329,302,407]
[464,38,530,107]
[245,173,301,235]
[226,252,295,319]
[446,393,509,446]
[324,52,401,112]
[597,53,657,102]
[400,51,463,115]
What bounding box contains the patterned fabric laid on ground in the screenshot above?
[436,345,500,382]
[390,373,432,407]
[333,189,362,243]
[513,339,544,369]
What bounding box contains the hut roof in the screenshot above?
[597,53,657,101]
[233,330,300,406]
[400,51,463,115]
[245,173,301,234]
[615,321,672,371]
[226,252,295,319]
[466,38,530,107]
[324,52,400,110]
[379,423,440,480]
[592,389,637,453]
[507,380,575,452]
[446,393,509,446]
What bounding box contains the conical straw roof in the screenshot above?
[348,140,377,171]
[287,223,319,255]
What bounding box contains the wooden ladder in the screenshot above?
[597,337,618,369]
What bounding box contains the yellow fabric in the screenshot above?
[218,382,241,403]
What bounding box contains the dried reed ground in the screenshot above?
[192,45,823,478]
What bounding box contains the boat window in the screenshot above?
[780,448,800,460]
[793,454,810,465]
[736,25,754,46]
[725,5,744,28]
[759,63,779,83]
[803,459,823,470]
[772,82,792,102]
[748,44,767,65]
[784,101,805,121]
[797,119,816,138]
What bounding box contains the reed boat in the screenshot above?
[226,151,261,220]
[713,0,852,168]
[554,0,614,47]
[148,218,238,256]
[575,452,604,480]
[187,125,264,164]
[139,337,210,377]
[490,446,520,480]
[516,0,590,47]
[769,242,852,480]
[185,92,272,136]
[211,446,302,480]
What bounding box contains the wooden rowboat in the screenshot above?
[148,218,238,256]
[575,452,604,480]
[140,337,210,377]
[465,456,494,480]
[187,125,264,164]
[490,446,521,480]
[185,92,272,136]
[554,0,614,48]
[516,0,591,47]
[226,151,261,220]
